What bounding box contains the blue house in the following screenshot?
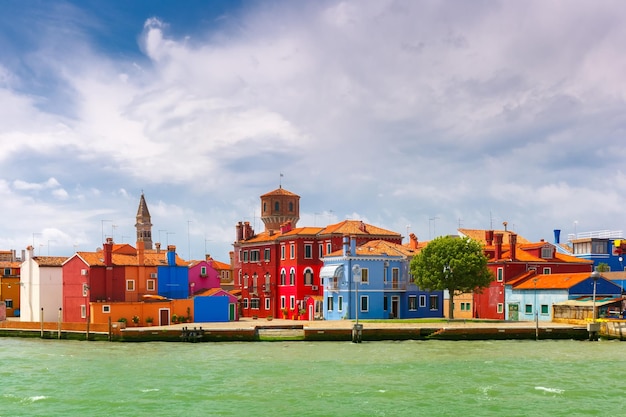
[504,272,623,321]
[157,245,189,299]
[320,236,443,320]
[561,229,626,271]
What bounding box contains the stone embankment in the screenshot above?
[0,317,606,342]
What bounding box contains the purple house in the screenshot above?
[188,258,221,294]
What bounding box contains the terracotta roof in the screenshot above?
[458,228,531,244]
[74,249,187,267]
[211,260,231,270]
[261,187,299,197]
[0,261,21,268]
[33,256,68,267]
[319,220,401,237]
[327,239,417,257]
[513,272,591,290]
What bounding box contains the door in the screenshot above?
[159,308,170,326]
[229,303,235,321]
[391,296,399,319]
[508,303,519,321]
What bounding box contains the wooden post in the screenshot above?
[108,317,112,342]
[40,308,44,338]
[57,308,62,340]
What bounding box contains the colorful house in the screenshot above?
[20,246,67,322]
[193,288,239,322]
[505,272,623,321]
[157,245,190,299]
[233,186,403,320]
[188,257,221,294]
[321,236,443,320]
[458,228,593,320]
[0,259,21,317]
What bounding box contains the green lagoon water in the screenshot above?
[1,338,624,416]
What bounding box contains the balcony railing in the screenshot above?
[383,280,407,291]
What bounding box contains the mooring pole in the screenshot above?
[57,308,62,340]
[40,307,44,338]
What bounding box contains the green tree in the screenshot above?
[596,262,610,273]
[410,235,493,319]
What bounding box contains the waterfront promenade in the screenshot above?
[1,317,594,342]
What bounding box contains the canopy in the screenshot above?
[319,264,344,279]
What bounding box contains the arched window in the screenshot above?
[289,268,295,285]
[304,269,313,285]
[263,202,267,213]
[274,201,280,211]
[280,270,286,286]
[289,202,294,212]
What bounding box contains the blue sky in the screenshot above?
[1,0,626,261]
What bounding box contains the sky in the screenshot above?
[1,0,626,262]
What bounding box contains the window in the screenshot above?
[81,305,86,319]
[338,296,343,312]
[102,305,111,313]
[304,244,312,259]
[281,296,286,309]
[419,295,426,308]
[327,296,334,312]
[383,296,388,311]
[200,266,207,276]
[290,296,295,310]
[5,299,13,308]
[541,305,549,315]
[304,269,313,285]
[264,248,271,262]
[126,280,135,291]
[408,296,417,311]
[360,296,369,312]
[274,201,279,211]
[281,245,286,260]
[429,295,438,310]
[243,274,249,288]
[82,283,89,297]
[525,304,532,314]
[497,267,503,282]
[592,240,607,254]
[243,298,248,309]
[250,298,260,309]
[460,302,471,311]
[361,268,369,284]
[250,250,260,262]
[326,242,332,254]
[237,270,242,286]
[543,267,551,275]
[264,273,271,287]
[541,246,553,258]
[319,244,323,258]
[263,202,267,213]
[497,303,504,314]
[290,243,295,259]
[289,269,295,285]
[147,279,155,291]
[289,202,294,212]
[243,251,249,263]
[265,298,270,310]
[252,274,258,293]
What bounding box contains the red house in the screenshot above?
[233,186,402,320]
[459,228,594,320]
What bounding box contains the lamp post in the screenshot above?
[352,264,362,343]
[533,277,539,341]
[443,265,452,319]
[588,270,601,341]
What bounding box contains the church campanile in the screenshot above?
[135,192,153,250]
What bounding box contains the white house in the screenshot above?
[20,246,67,322]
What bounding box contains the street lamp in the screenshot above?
[588,270,601,341]
[533,277,539,341]
[443,265,452,319]
[352,264,362,343]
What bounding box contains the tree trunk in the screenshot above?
[448,291,455,320]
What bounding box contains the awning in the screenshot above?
[319,264,344,279]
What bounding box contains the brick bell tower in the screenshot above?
[260,186,300,233]
[135,192,153,250]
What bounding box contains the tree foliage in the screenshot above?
[410,235,493,319]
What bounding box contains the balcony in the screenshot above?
[383,280,407,291]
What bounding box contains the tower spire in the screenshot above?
[135,192,153,250]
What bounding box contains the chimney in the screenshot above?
[503,221,508,232]
[485,230,494,246]
[342,235,350,255]
[509,233,517,260]
[26,245,34,261]
[554,229,561,244]
[137,240,145,266]
[280,221,292,234]
[409,233,419,250]
[350,235,357,255]
[167,245,176,266]
[359,221,367,232]
[104,238,113,266]
[155,242,161,254]
[494,233,503,260]
[236,222,244,241]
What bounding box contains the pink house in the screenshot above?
[188,258,221,294]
